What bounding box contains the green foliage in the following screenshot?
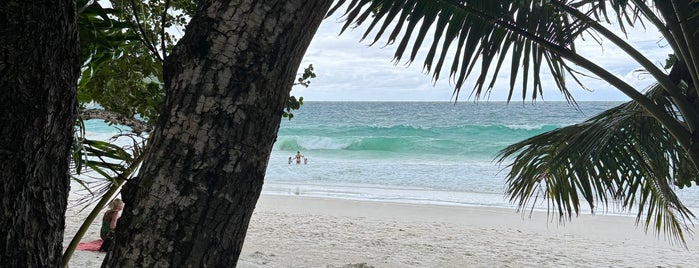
[283,96,304,120]
[664,54,678,70]
[109,0,196,60]
[77,0,189,124]
[295,64,316,87]
[79,49,164,124]
[65,122,146,265]
[78,0,138,85]
[331,0,583,102]
[79,0,312,125]
[74,0,154,193]
[70,123,147,205]
[66,2,316,263]
[335,0,699,244]
[497,85,696,244]
[77,0,166,125]
[284,64,316,120]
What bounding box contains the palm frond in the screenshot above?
[329,1,689,104]
[496,83,697,245]
[330,0,605,102]
[70,120,147,210]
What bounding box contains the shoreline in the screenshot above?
[65,194,699,267]
[241,195,699,267]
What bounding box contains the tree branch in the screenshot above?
[79,109,152,134]
[129,0,163,62]
[160,0,170,59]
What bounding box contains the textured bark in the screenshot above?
[0,0,79,267]
[102,0,332,266]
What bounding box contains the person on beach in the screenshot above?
[304,157,308,165]
[288,156,292,164]
[99,198,124,252]
[294,151,304,164]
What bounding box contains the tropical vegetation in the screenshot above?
[335,0,699,245]
[4,0,699,267]
[64,0,315,265]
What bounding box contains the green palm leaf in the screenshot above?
[496,84,697,245]
[64,121,147,265]
[331,0,597,102]
[70,124,146,207]
[332,0,699,245]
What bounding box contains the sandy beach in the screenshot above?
[64,194,699,267]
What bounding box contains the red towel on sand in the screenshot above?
[75,239,103,252]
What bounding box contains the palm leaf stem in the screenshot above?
[497,95,695,245]
[387,0,697,165]
[555,1,699,133]
[61,180,123,267]
[374,1,689,147]
[630,0,681,60]
[333,0,699,169]
[655,0,699,93]
[669,0,699,95]
[456,7,693,162]
[457,0,699,169]
[61,147,147,266]
[634,0,699,99]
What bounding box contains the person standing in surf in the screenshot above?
[294,151,304,164]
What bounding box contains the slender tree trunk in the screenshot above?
[102,0,332,266]
[0,0,78,267]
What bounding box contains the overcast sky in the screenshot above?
[293,11,672,102]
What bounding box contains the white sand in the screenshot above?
[64,194,699,267]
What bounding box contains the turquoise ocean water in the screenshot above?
[85,101,699,214]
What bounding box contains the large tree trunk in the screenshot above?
[102,0,332,266]
[0,0,78,267]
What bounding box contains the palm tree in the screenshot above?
[333,0,699,244]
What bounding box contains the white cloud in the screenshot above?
[294,10,673,102]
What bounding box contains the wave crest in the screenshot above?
[274,124,563,155]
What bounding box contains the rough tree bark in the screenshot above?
[102,0,332,266]
[0,0,79,267]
